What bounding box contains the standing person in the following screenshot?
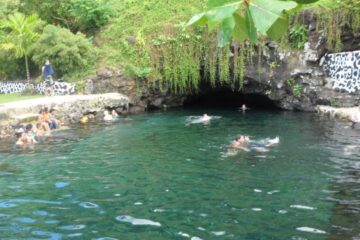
[42,60,54,81]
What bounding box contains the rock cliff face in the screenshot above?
[87,17,360,112]
[85,68,186,113]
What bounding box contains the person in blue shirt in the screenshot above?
[42,60,54,81]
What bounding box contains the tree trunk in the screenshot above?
[25,55,30,83]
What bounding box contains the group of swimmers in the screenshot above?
[193,104,280,154]
[79,110,119,124]
[15,107,62,146]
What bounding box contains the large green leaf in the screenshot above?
[248,0,297,34]
[206,4,240,22]
[233,9,257,43]
[266,15,289,40]
[217,16,235,47]
[292,0,318,3]
[207,0,240,9]
[188,0,302,46]
[187,13,207,26]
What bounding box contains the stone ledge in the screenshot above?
[0,93,129,139]
[316,105,359,121]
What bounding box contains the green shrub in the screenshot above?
[70,0,112,33]
[31,25,96,78]
[19,0,111,34]
[289,24,308,49]
[293,84,303,97]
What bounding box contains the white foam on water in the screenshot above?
[178,231,190,238]
[278,210,288,214]
[79,202,99,209]
[254,189,262,193]
[45,220,59,224]
[14,217,37,223]
[191,237,203,240]
[267,190,280,195]
[251,208,262,211]
[212,231,226,236]
[95,238,118,240]
[55,182,70,189]
[114,194,121,197]
[134,202,143,205]
[68,233,82,237]
[116,215,161,227]
[0,202,17,208]
[58,225,86,231]
[197,227,206,231]
[0,172,14,176]
[296,227,326,234]
[153,208,166,213]
[290,205,316,210]
[199,213,208,217]
[165,189,170,192]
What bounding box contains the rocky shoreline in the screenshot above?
[316,105,360,121]
[0,93,129,139]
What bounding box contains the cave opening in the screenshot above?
[183,88,278,110]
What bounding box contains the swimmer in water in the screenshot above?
[112,110,120,120]
[239,104,249,112]
[350,107,360,129]
[229,135,279,152]
[15,131,30,146]
[104,110,113,122]
[200,113,211,121]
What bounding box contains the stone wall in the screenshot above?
[321,51,360,93]
[84,68,186,113]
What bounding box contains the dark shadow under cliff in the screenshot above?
[183,89,278,110]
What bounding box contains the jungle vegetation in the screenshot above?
[0,0,359,93]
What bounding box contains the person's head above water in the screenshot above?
[25,124,33,132]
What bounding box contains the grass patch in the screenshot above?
[0,94,44,104]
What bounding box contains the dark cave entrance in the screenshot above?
[183,88,278,110]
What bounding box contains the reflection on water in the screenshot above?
[0,110,359,239]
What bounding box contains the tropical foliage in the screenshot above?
[19,0,111,33]
[0,0,359,92]
[31,25,96,77]
[0,12,43,81]
[188,0,300,47]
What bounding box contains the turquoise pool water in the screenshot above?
[0,109,359,239]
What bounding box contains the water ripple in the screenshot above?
[116,215,161,227]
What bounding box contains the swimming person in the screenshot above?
[104,111,113,122]
[229,135,279,153]
[80,115,89,124]
[15,132,28,146]
[239,104,249,112]
[25,124,37,143]
[35,123,46,137]
[112,110,119,120]
[350,107,360,129]
[200,113,211,122]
